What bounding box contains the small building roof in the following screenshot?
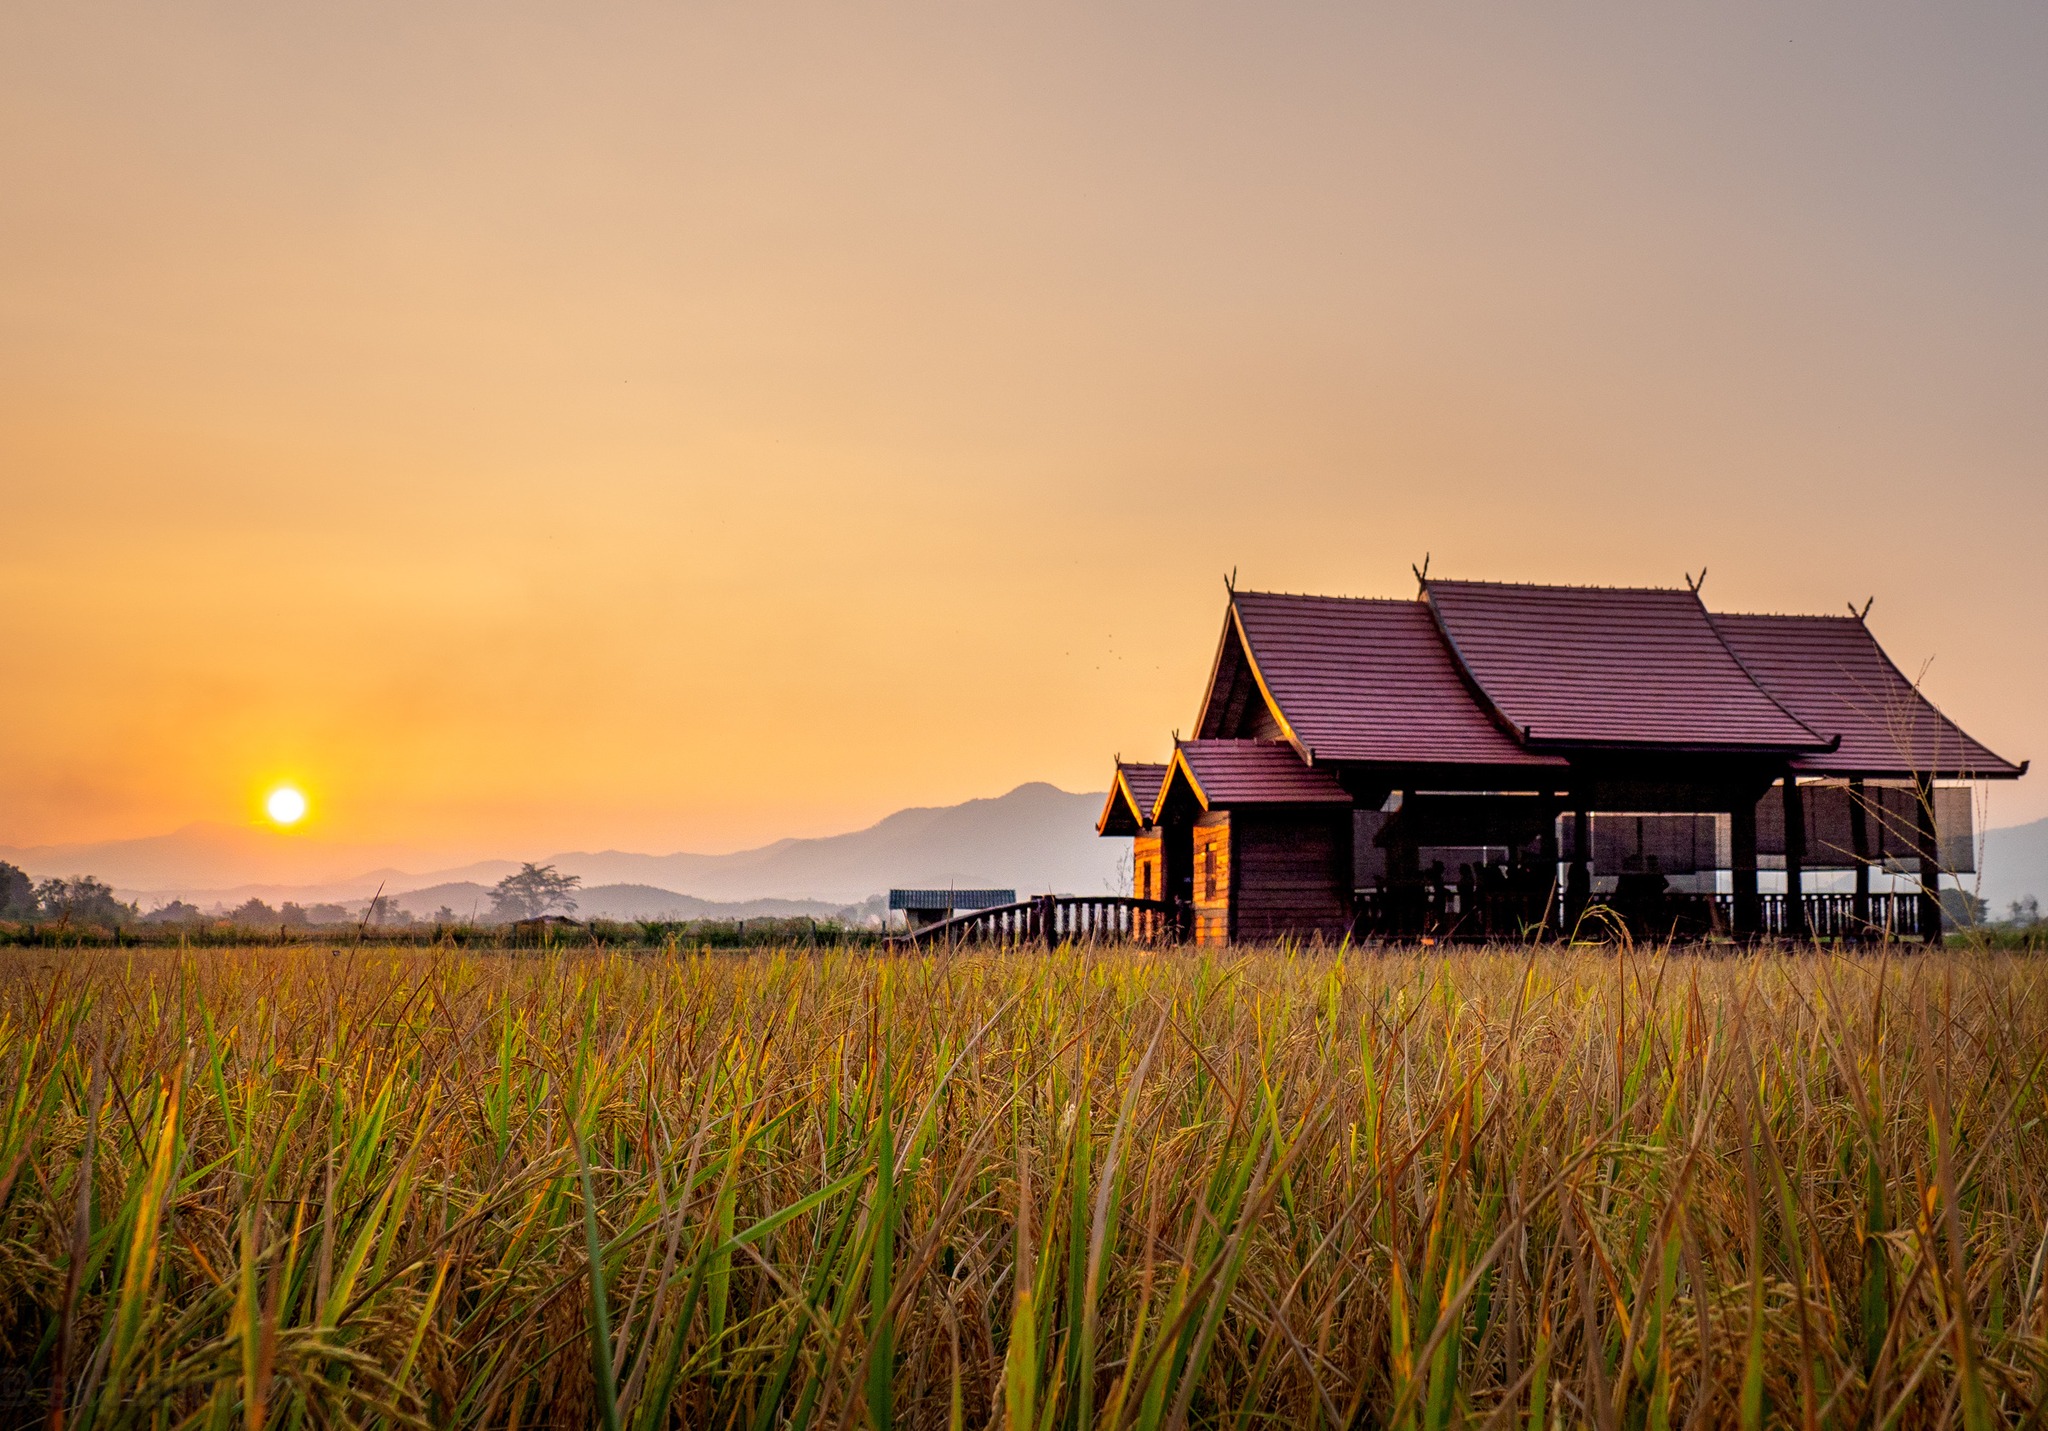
[1212,592,1566,770]
[1424,580,1824,752]
[1154,739,1351,820]
[1096,761,1168,836]
[1711,613,2024,779]
[888,889,1017,912]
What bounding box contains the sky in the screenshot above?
[4,2,2045,864]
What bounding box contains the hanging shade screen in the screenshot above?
[1559,815,1719,875]
[1754,783,1974,872]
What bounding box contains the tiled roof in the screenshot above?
[1712,613,2023,778]
[1120,761,1166,815]
[1425,581,1823,750]
[1096,761,1168,836]
[1229,592,1565,768]
[1155,740,1351,819]
[888,889,1016,911]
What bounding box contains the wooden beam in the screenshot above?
[1914,774,1942,943]
[1730,797,1760,941]
[1566,803,1591,932]
[1849,777,1871,938]
[1782,777,1808,940]
[1540,790,1561,934]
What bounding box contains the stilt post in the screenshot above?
[1783,776,1807,941]
[1731,796,1761,942]
[1914,774,1943,943]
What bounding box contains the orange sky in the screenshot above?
[4,3,2044,860]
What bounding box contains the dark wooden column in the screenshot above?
[1539,791,1561,932]
[1730,796,1760,941]
[1848,777,1871,937]
[1566,803,1592,932]
[1914,774,1943,943]
[1782,776,1808,941]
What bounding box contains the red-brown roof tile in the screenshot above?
[1712,613,2023,778]
[1425,581,1823,750]
[1096,761,1169,836]
[1228,592,1566,769]
[1155,740,1352,819]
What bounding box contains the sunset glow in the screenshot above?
[0,4,2041,865]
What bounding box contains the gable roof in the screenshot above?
[1210,592,1566,770]
[1153,739,1352,820]
[1711,613,2024,778]
[1096,761,1168,836]
[1424,580,1825,752]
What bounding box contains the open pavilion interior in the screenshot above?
[1098,578,2025,944]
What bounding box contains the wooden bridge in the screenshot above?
[899,894,1179,947]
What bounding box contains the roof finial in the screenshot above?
[1849,595,1875,621]
[1224,566,1237,594]
[1684,567,1708,594]
[1411,552,1431,593]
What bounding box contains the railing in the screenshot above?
[902,890,1932,948]
[1729,892,1926,940]
[1354,887,1932,942]
[900,895,1181,947]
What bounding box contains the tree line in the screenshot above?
[0,860,584,929]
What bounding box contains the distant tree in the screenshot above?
[490,863,581,921]
[0,862,33,918]
[2009,895,2042,928]
[362,892,412,925]
[142,900,204,924]
[304,903,351,924]
[231,898,281,925]
[433,905,458,924]
[1939,888,1987,930]
[280,902,309,927]
[36,876,134,925]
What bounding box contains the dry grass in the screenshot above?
[3,942,2048,1429]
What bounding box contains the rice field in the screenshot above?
[3,942,2047,1429]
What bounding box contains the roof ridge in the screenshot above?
[1235,588,1416,605]
[1714,610,1863,622]
[1690,588,1829,747]
[1425,577,1691,595]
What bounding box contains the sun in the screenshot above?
[266,786,308,826]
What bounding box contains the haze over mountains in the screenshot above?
[0,784,1127,916]
[5,785,2044,923]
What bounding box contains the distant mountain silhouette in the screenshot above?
[1,783,1123,910]
[392,881,848,922]
[1982,817,2048,916]
[0,822,482,893]
[542,783,1121,905]
[6,786,2042,920]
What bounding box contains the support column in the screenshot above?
[1730,796,1760,942]
[1783,776,1808,941]
[1914,774,1943,944]
[1539,791,1561,933]
[1849,777,1871,938]
[1566,804,1592,933]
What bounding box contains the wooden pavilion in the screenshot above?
[1097,578,2026,945]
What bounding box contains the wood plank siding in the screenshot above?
[1193,811,1232,945]
[1133,830,1164,903]
[1229,809,1354,942]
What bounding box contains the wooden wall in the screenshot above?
[1228,808,1354,943]
[1193,811,1233,945]
[1133,830,1163,902]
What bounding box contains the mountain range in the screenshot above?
[1,783,1127,915]
[5,787,2044,923]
